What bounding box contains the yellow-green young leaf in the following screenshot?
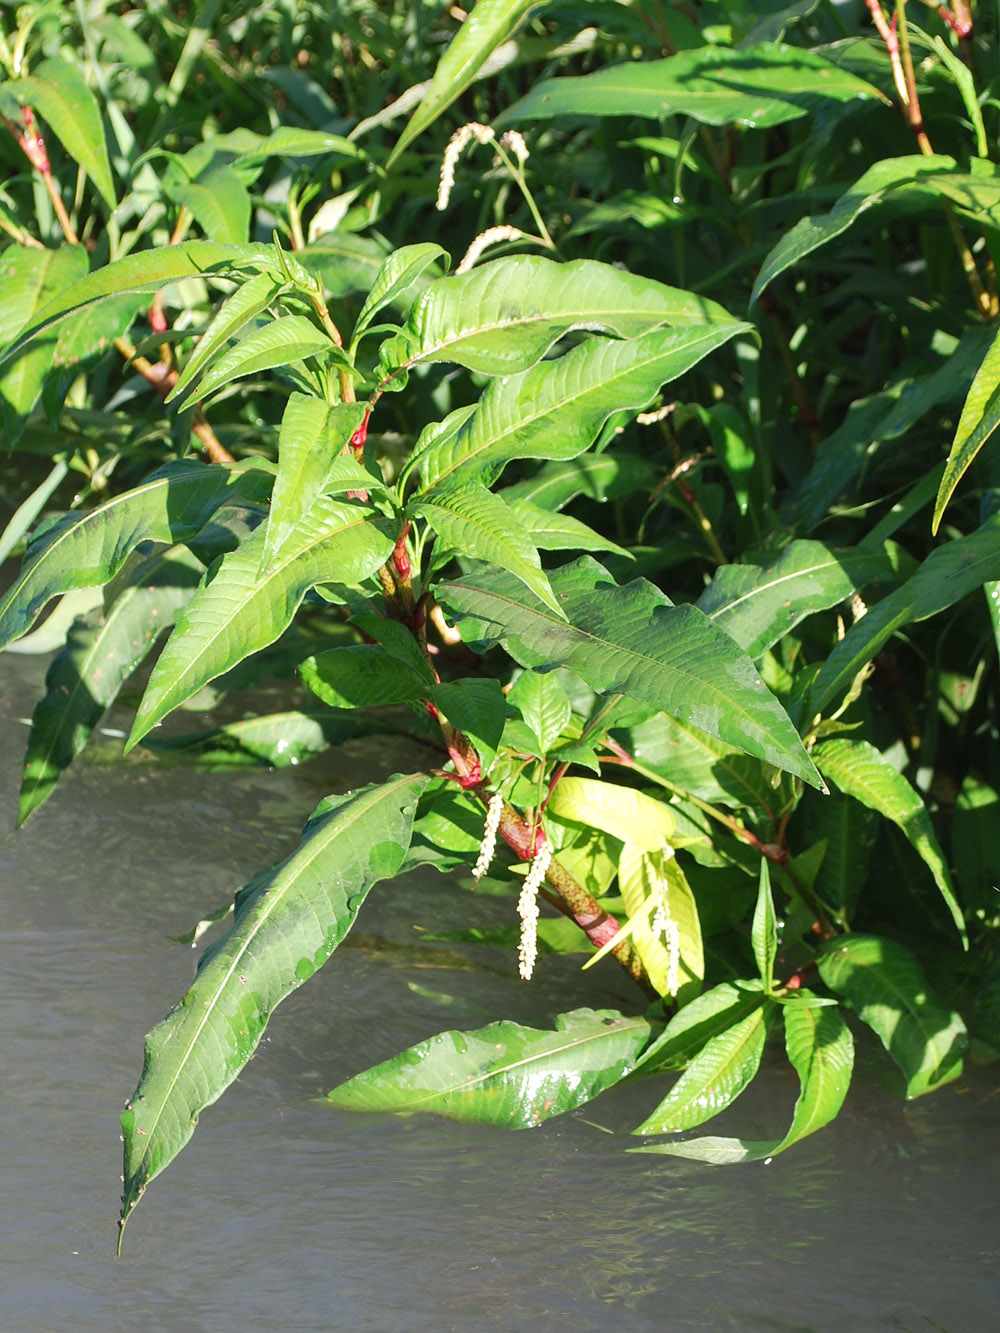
[813,738,967,947]
[353,242,448,343]
[388,0,542,166]
[633,1001,772,1134]
[618,843,703,1001]
[547,776,675,850]
[934,326,1000,532]
[13,58,116,207]
[120,772,429,1245]
[167,271,286,403]
[817,934,966,1099]
[325,1007,652,1125]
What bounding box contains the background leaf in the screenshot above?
[14,58,116,206]
[934,326,1000,531]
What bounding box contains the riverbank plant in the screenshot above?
[0,0,997,1249]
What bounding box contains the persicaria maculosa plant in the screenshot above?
[0,0,991,1251]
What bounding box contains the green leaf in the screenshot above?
[128,501,395,745]
[505,499,629,557]
[262,396,367,567]
[811,511,1000,714]
[752,859,777,994]
[0,241,277,367]
[417,322,749,489]
[120,772,429,1241]
[353,243,448,343]
[439,557,821,786]
[185,315,334,408]
[812,739,966,947]
[635,982,767,1074]
[548,776,675,850]
[752,156,954,303]
[0,244,88,443]
[507,670,571,754]
[169,163,251,244]
[0,461,268,649]
[18,545,204,824]
[414,482,560,613]
[818,934,966,1098]
[167,271,286,404]
[696,540,898,658]
[142,709,382,768]
[501,453,658,511]
[302,644,431,709]
[230,126,366,168]
[388,0,543,166]
[934,326,1000,532]
[325,1007,652,1125]
[429,678,506,757]
[379,255,734,382]
[633,1001,772,1134]
[498,43,885,134]
[617,844,703,1001]
[14,58,116,206]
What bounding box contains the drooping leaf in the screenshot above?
[262,396,367,567]
[501,453,658,511]
[617,843,703,1000]
[128,501,395,745]
[498,42,886,134]
[696,540,898,658]
[0,241,277,365]
[379,256,734,383]
[388,0,543,165]
[416,321,749,489]
[817,934,966,1098]
[352,242,448,342]
[505,499,629,556]
[167,271,286,404]
[813,739,967,947]
[13,58,116,206]
[752,156,954,303]
[634,982,768,1074]
[0,461,269,649]
[751,859,777,994]
[120,773,429,1243]
[934,325,1000,532]
[633,1001,773,1134]
[439,557,821,786]
[810,512,1000,714]
[414,482,559,613]
[184,315,335,408]
[324,1007,652,1125]
[18,545,204,824]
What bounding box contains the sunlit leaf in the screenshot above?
[13,58,116,206]
[186,315,335,407]
[934,326,1000,532]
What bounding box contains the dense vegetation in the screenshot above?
[0,0,997,1249]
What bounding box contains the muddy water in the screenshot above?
[1,651,997,1332]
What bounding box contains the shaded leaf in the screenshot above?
[325,1007,652,1125]
[934,325,1000,532]
[120,773,429,1240]
[142,709,383,768]
[507,670,571,754]
[752,860,777,994]
[302,644,430,709]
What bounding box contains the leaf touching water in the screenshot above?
[120,773,429,1246]
[324,1007,651,1126]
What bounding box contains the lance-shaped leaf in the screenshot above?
[811,511,1000,714]
[0,241,278,366]
[167,272,285,404]
[185,315,335,408]
[633,1001,773,1134]
[324,1007,651,1125]
[634,998,853,1162]
[262,395,367,568]
[696,540,897,658]
[635,982,768,1074]
[934,325,1000,532]
[617,843,703,1001]
[128,501,395,746]
[388,0,543,166]
[302,644,431,709]
[142,709,383,768]
[352,242,448,343]
[752,156,954,303]
[414,482,559,613]
[230,126,367,168]
[439,557,821,786]
[417,321,749,489]
[12,58,116,206]
[506,499,629,556]
[501,452,658,511]
[818,934,966,1099]
[498,42,885,134]
[120,772,429,1244]
[0,461,269,648]
[379,255,734,382]
[813,739,966,947]
[18,545,204,824]
[752,859,777,994]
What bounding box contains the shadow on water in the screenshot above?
[1,651,998,1332]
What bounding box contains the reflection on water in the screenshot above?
[1,653,998,1332]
